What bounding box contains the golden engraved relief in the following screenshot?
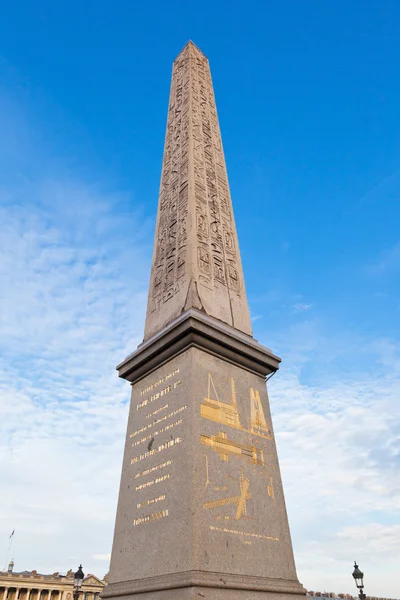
[203,454,210,491]
[201,374,241,428]
[200,371,277,541]
[203,471,251,521]
[267,475,275,500]
[200,374,271,440]
[200,431,264,466]
[250,388,270,437]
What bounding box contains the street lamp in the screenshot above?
[73,565,85,600]
[352,561,366,600]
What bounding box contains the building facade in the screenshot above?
[0,563,105,600]
[306,592,397,600]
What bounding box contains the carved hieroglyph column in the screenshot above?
[144,41,252,340]
[105,41,306,600]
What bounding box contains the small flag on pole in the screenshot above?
[9,530,15,539]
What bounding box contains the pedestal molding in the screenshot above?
[102,570,306,598]
[117,309,281,384]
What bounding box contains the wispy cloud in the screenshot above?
[250,313,263,322]
[265,328,400,596]
[0,86,151,576]
[291,302,313,314]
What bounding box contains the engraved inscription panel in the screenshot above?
[110,353,195,582]
[200,373,277,539]
[194,348,298,580]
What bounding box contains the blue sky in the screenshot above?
[0,1,399,596]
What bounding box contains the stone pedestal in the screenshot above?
[103,310,306,600]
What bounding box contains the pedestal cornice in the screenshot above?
[117,309,281,384]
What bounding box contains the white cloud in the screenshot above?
[251,314,263,322]
[0,87,151,576]
[291,302,313,314]
[264,335,400,597]
[0,181,149,574]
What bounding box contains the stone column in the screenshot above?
[3,587,9,600]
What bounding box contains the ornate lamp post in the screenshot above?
[352,561,366,600]
[73,565,84,600]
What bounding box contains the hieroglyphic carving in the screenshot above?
[144,41,252,340]
[150,45,191,315]
[189,44,241,293]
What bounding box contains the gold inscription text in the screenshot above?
[140,370,180,396]
[134,460,173,479]
[133,509,169,526]
[136,494,166,509]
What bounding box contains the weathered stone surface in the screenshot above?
[144,41,252,341]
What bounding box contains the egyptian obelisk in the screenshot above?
[103,41,306,600]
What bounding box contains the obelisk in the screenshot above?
[103,41,306,600]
